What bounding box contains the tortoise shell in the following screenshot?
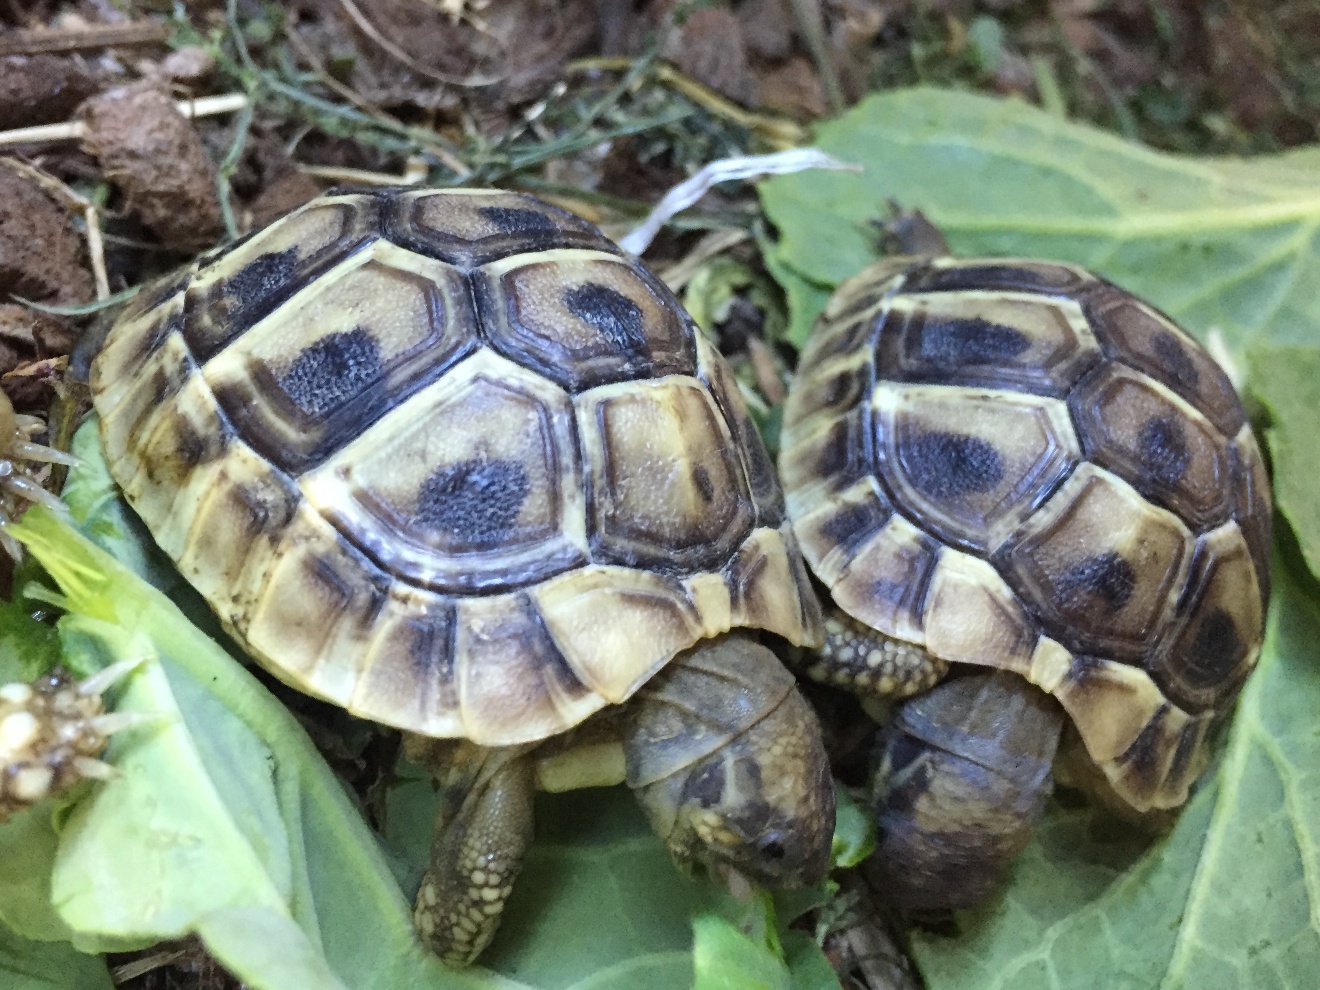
[780,257,1271,812]
[90,188,821,745]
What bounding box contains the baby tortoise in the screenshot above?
[780,256,1270,908]
[86,188,834,963]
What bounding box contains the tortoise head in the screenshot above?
[625,636,836,890]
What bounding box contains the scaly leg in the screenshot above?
[404,737,535,966]
[800,606,948,701]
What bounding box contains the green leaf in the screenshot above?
[0,918,112,990]
[830,786,875,871]
[908,555,1320,989]
[760,87,1320,355]
[1249,346,1320,577]
[692,913,788,990]
[11,507,493,990]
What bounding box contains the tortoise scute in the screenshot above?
[93,187,820,747]
[782,256,1270,815]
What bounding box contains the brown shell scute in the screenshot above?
[782,256,1271,811]
[92,188,821,747]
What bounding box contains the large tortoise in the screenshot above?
[779,255,1271,907]
[70,187,835,963]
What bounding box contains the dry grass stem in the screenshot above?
[0,93,250,150]
[0,20,169,57]
[658,227,750,290]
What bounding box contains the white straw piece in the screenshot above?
[620,148,861,256]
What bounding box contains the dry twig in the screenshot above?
[0,20,168,57]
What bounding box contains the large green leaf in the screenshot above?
[761,86,1320,357]
[1250,347,1320,578]
[908,556,1320,989]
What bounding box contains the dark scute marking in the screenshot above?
[816,420,853,478]
[235,480,300,535]
[1137,416,1191,487]
[223,246,300,317]
[819,499,891,552]
[416,458,531,543]
[1152,331,1200,388]
[684,760,726,809]
[692,464,715,503]
[1057,551,1136,612]
[479,206,560,235]
[872,578,915,607]
[1118,705,1168,784]
[903,431,1006,500]
[918,317,1032,367]
[911,263,1073,294]
[175,418,229,469]
[1186,609,1244,686]
[564,282,647,350]
[279,327,384,419]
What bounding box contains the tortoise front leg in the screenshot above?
[404,737,535,966]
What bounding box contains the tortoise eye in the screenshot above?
[758,835,788,861]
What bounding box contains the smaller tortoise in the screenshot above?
[83,187,834,963]
[779,255,1270,908]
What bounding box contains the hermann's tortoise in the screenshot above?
[79,187,833,963]
[779,256,1271,908]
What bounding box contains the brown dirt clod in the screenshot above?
[0,167,93,306]
[0,54,102,129]
[77,83,225,253]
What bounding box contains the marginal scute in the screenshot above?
[876,383,1079,553]
[1070,364,1232,529]
[245,507,393,707]
[998,464,1192,661]
[1232,425,1273,609]
[921,551,1035,676]
[828,513,942,646]
[455,593,596,745]
[723,525,825,645]
[790,478,894,586]
[352,589,460,737]
[783,402,870,506]
[480,250,695,391]
[581,377,753,573]
[696,333,784,526]
[1149,523,1263,713]
[178,442,302,614]
[534,565,704,703]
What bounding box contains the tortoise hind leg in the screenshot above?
[404,737,535,966]
[801,606,948,701]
